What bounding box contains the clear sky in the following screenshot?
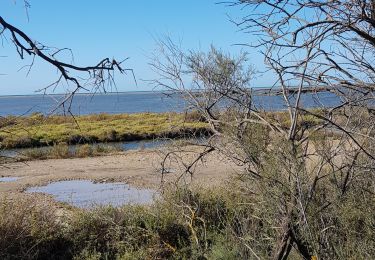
[0,1,268,95]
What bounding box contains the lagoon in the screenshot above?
[0,91,341,116]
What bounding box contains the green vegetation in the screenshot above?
[0,110,326,150]
[149,43,375,258]
[0,112,209,149]
[1,179,374,260]
[2,0,375,259]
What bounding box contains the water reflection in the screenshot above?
[26,180,156,208]
[0,177,20,182]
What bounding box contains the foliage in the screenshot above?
[1,177,374,259]
[150,37,375,258]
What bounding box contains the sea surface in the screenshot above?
[0,91,342,116]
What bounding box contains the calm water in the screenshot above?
[0,177,20,182]
[0,92,186,116]
[0,91,341,116]
[26,180,156,208]
[0,139,174,158]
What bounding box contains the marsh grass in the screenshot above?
[0,110,327,150]
[0,112,209,149]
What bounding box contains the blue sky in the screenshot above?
[0,1,267,95]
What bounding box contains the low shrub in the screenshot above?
[50,143,71,159]
[1,178,373,259]
[92,144,121,154]
[18,143,122,161]
[0,185,245,259]
[76,144,93,158]
[0,198,72,259]
[21,147,49,160]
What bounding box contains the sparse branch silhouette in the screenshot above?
[0,15,132,114]
[150,1,375,258]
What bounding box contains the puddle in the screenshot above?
[26,180,156,208]
[0,177,20,182]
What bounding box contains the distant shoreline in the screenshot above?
[0,86,326,98]
[0,90,168,98]
[0,90,343,117]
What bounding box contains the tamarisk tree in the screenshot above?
[151,1,375,258]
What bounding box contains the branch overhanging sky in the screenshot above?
[0,0,269,95]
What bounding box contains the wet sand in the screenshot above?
[0,147,241,204]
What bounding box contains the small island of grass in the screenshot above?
[0,112,209,149]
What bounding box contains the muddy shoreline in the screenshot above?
[0,147,240,206]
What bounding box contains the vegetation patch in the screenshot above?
[0,112,210,149]
[17,143,122,161]
[1,180,374,259]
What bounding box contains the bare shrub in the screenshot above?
[150,35,375,258]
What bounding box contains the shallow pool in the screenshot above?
[0,177,20,182]
[26,180,156,208]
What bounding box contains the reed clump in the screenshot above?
[20,143,121,160]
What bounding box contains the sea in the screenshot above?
[0,91,342,116]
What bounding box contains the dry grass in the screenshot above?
[19,143,122,161]
[1,174,374,259]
